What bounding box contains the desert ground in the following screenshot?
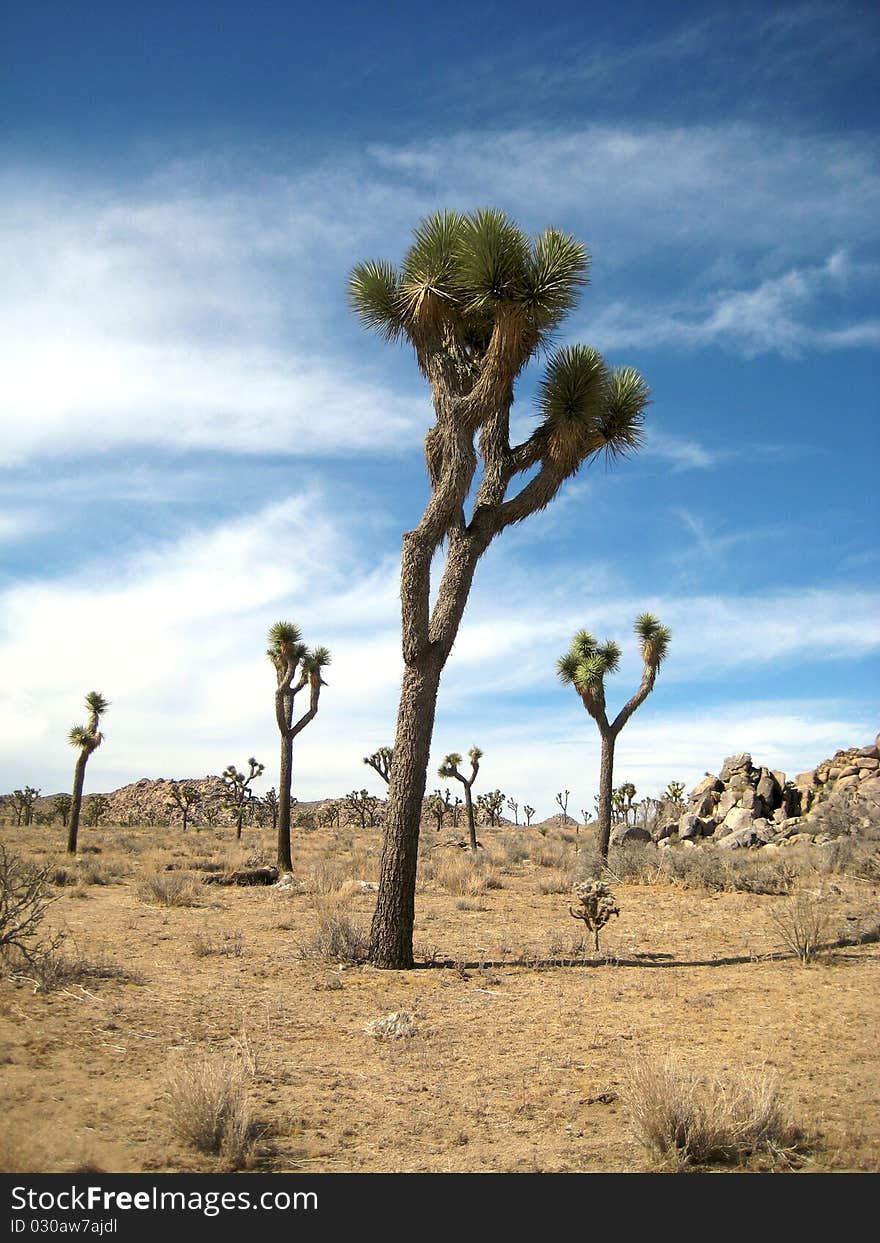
[1,817,878,1174]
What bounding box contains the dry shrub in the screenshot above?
[8,943,142,993]
[538,866,576,895]
[304,861,347,894]
[191,930,244,959]
[433,854,502,895]
[299,910,369,964]
[768,890,837,963]
[621,1059,809,1168]
[0,845,58,966]
[164,1054,258,1167]
[137,872,202,907]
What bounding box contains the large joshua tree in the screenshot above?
[67,691,109,854]
[438,747,482,853]
[350,209,650,967]
[267,621,330,872]
[557,615,670,861]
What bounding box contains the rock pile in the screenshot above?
[654,735,880,849]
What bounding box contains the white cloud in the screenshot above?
[590,253,880,356]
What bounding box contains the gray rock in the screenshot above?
[653,821,676,842]
[717,790,738,818]
[756,770,781,810]
[694,790,718,818]
[689,774,722,801]
[836,774,860,791]
[858,757,879,771]
[722,806,755,834]
[677,813,701,841]
[857,745,879,760]
[720,753,752,782]
[610,824,652,846]
[718,826,755,850]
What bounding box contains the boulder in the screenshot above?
[756,770,781,810]
[721,806,755,834]
[677,813,701,842]
[720,753,752,782]
[718,826,755,850]
[694,790,718,818]
[717,790,738,818]
[858,757,879,771]
[689,775,722,801]
[610,824,652,846]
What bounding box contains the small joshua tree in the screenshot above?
[262,786,279,830]
[344,789,383,829]
[619,781,637,825]
[85,793,109,827]
[555,789,571,825]
[67,691,110,855]
[523,804,536,827]
[267,621,331,871]
[506,797,519,826]
[167,781,202,833]
[438,746,483,853]
[476,789,506,827]
[363,747,393,785]
[558,615,670,861]
[222,758,265,840]
[569,879,620,954]
[52,793,72,827]
[425,789,452,832]
[664,781,686,811]
[13,787,40,826]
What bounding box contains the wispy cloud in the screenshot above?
[591,252,880,357]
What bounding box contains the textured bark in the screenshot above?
[463,784,477,854]
[595,731,616,862]
[67,751,89,855]
[369,655,444,969]
[277,732,294,872]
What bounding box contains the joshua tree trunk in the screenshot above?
[596,730,617,861]
[463,785,477,854]
[67,751,88,855]
[277,732,294,872]
[370,655,444,969]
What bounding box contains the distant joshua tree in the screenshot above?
[85,793,109,827]
[506,797,519,826]
[425,789,452,833]
[664,781,686,811]
[555,789,571,824]
[67,692,110,855]
[267,621,331,872]
[344,789,382,829]
[53,793,72,827]
[476,789,506,827]
[262,787,279,831]
[167,781,202,832]
[363,747,393,785]
[523,804,536,827]
[438,747,482,853]
[222,758,265,840]
[557,615,670,860]
[13,787,40,826]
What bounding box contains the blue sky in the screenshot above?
[1,1,878,814]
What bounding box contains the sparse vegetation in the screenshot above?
[768,889,837,963]
[137,872,202,907]
[620,1059,810,1169]
[164,1054,259,1167]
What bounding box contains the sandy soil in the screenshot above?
[1,820,878,1174]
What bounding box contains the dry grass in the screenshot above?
[299,909,370,964]
[137,872,202,907]
[0,817,877,1173]
[620,1058,810,1168]
[768,889,837,963]
[164,1054,259,1168]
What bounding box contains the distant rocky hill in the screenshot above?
[6,735,879,844]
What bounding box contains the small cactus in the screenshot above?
[569,879,620,953]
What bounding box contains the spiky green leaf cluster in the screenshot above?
[556,632,620,694]
[349,208,590,354]
[634,613,671,669]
